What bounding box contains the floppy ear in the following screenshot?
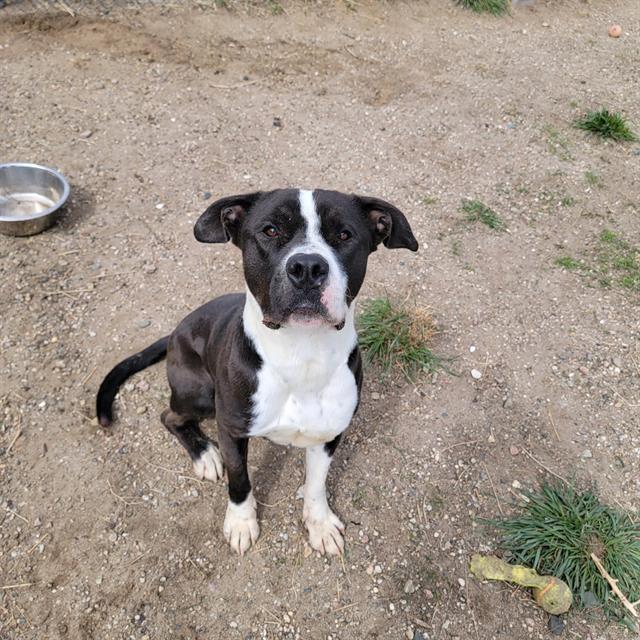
[355,195,419,252]
[194,192,262,245]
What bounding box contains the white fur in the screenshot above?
[192,444,224,482]
[223,492,259,555]
[303,445,345,555]
[283,189,348,324]
[244,290,358,447]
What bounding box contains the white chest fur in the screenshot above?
[243,291,359,447]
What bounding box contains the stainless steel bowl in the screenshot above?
[0,163,70,236]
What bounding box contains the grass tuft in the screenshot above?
[358,298,450,380]
[461,199,506,231]
[491,484,640,626]
[456,0,509,16]
[575,109,637,142]
[555,256,584,271]
[555,230,639,292]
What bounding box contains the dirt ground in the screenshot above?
[1,0,639,638]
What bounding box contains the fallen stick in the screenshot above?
[590,553,638,618]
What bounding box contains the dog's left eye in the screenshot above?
[263,225,280,238]
[338,230,352,241]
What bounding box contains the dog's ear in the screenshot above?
[355,195,419,252]
[194,192,262,245]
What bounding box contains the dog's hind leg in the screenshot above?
[161,409,224,482]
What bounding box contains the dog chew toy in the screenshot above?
[470,554,573,615]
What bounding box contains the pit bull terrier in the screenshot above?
[96,188,417,555]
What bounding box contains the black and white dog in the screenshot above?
[97,189,417,555]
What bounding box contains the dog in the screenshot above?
[96,188,418,555]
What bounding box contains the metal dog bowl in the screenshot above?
[0,163,70,236]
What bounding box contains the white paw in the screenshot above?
[223,494,260,555]
[192,444,224,482]
[304,507,345,556]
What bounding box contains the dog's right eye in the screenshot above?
[263,225,280,238]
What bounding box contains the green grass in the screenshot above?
[555,256,585,271]
[596,229,640,291]
[585,171,604,188]
[456,0,509,15]
[575,109,637,142]
[358,298,450,380]
[558,230,639,292]
[461,199,506,231]
[561,195,576,207]
[491,484,640,627]
[422,195,438,206]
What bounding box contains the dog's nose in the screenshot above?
[286,253,329,289]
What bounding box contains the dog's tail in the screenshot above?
[96,336,170,427]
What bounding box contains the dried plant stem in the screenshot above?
[590,553,639,618]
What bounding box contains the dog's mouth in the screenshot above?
[262,301,344,331]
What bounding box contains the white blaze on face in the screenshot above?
[291,189,348,323]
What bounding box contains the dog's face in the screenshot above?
[194,188,418,329]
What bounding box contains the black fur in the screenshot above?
[96,336,169,427]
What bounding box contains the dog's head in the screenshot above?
[194,188,418,330]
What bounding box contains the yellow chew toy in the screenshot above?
[470,554,573,615]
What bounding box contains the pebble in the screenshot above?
[203,191,212,200]
[510,445,519,456]
[371,392,380,400]
[512,480,522,489]
[457,578,465,588]
[404,579,417,594]
[143,264,157,274]
[136,406,147,415]
[137,319,151,328]
[581,449,593,459]
[548,614,565,635]
[79,130,93,139]
[471,369,482,380]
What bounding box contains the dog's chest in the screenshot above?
[247,330,358,447]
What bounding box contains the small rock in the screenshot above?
[612,356,622,368]
[525,617,535,627]
[404,579,417,594]
[79,130,93,139]
[503,396,513,409]
[510,445,519,456]
[581,449,593,459]
[548,614,565,635]
[413,632,427,640]
[155,203,165,210]
[136,406,147,415]
[608,24,622,38]
[457,578,465,588]
[371,392,380,400]
[579,366,589,375]
[512,480,522,489]
[471,369,482,380]
[143,264,157,274]
[137,319,151,329]
[273,116,283,128]
[374,564,382,574]
[203,191,212,200]
[229,621,238,629]
[469,345,476,353]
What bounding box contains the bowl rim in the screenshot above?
[0,162,71,223]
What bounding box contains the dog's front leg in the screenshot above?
[303,439,345,555]
[218,430,259,555]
